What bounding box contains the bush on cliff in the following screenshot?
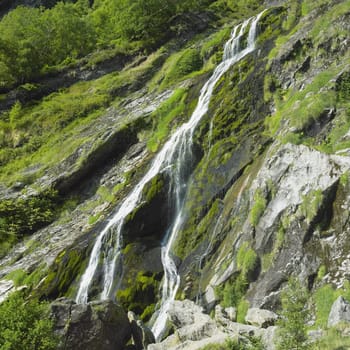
[0,292,58,350]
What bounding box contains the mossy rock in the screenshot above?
[116,270,162,322]
[38,246,88,299]
[123,172,170,243]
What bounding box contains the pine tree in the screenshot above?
[277,277,311,350]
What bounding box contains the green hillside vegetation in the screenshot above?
[0,0,215,88]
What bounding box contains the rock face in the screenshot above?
[245,308,278,328]
[51,298,131,350]
[128,311,155,350]
[328,296,350,328]
[148,300,278,350]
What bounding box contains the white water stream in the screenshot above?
[76,9,264,339]
[151,12,265,340]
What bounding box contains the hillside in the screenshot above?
[0,0,350,349]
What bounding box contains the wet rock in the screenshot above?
[245,308,278,328]
[51,298,131,350]
[128,311,155,350]
[328,296,350,327]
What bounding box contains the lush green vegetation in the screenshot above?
[0,188,58,256]
[277,277,310,350]
[313,324,350,350]
[0,0,218,88]
[0,292,58,350]
[313,282,350,329]
[250,189,267,227]
[147,88,189,152]
[216,242,257,322]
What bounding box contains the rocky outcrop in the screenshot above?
[245,308,278,328]
[128,311,156,350]
[51,298,131,350]
[328,296,350,328]
[148,300,278,350]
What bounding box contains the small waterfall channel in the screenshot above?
[76,9,265,339]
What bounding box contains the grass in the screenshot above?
[0,48,165,185]
[236,242,258,276]
[313,282,350,329]
[299,189,323,224]
[265,66,341,138]
[261,223,285,271]
[313,324,350,350]
[147,88,188,152]
[250,189,267,227]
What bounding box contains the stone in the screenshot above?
[203,285,218,311]
[51,298,131,350]
[328,296,350,327]
[245,308,278,328]
[128,311,155,350]
[214,304,236,325]
[168,300,217,342]
[224,307,237,322]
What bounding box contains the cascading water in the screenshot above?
[151,11,265,340]
[76,8,264,337]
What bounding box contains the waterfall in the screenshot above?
[76,8,264,334]
[151,11,265,340]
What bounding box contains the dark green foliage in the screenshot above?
[336,71,350,102]
[0,0,217,87]
[0,1,96,86]
[0,292,58,350]
[277,277,310,350]
[0,188,58,256]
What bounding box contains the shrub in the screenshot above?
[250,189,267,227]
[0,292,58,350]
[0,189,58,257]
[277,277,310,350]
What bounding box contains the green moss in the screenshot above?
[147,88,188,152]
[340,171,349,187]
[5,269,28,287]
[96,185,114,204]
[250,189,267,227]
[88,213,102,225]
[200,26,231,62]
[116,271,160,322]
[144,176,165,203]
[299,189,323,224]
[39,248,87,298]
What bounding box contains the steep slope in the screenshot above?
[0,0,350,349]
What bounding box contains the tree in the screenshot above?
[277,277,311,350]
[0,292,58,350]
